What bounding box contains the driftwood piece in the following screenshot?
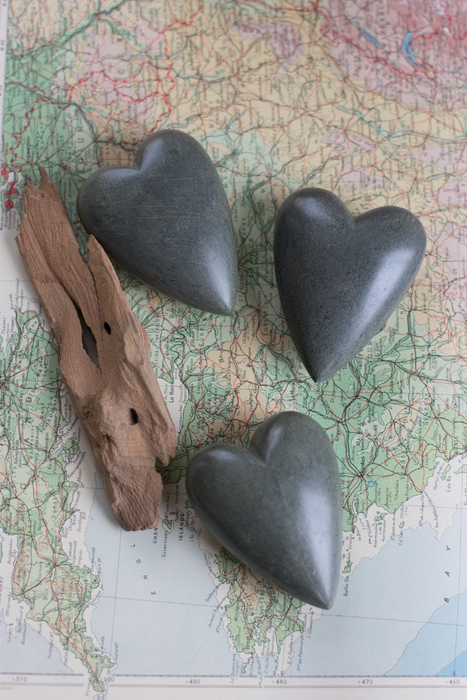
[17,167,177,531]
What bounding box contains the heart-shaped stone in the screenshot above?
[274,188,427,382]
[186,411,343,608]
[77,130,238,315]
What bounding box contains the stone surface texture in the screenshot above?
[274,188,427,382]
[186,411,343,609]
[77,129,238,315]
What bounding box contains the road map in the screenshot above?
[1,1,467,698]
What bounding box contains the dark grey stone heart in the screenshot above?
[77,130,238,315]
[186,411,342,609]
[274,188,427,382]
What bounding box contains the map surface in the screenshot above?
[1,0,467,697]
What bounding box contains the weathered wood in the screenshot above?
[17,167,177,531]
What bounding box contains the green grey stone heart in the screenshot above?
[77,129,238,315]
[274,188,427,382]
[186,411,343,609]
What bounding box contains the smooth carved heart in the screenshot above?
[186,412,343,609]
[77,130,238,315]
[274,188,427,382]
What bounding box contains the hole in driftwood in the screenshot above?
[73,301,99,368]
[129,408,139,425]
[104,322,111,335]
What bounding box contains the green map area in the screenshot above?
[216,548,305,655]
[0,309,113,691]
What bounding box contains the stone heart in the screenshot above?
[77,130,238,315]
[274,188,427,382]
[186,411,343,608]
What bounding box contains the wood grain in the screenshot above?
[17,167,177,531]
